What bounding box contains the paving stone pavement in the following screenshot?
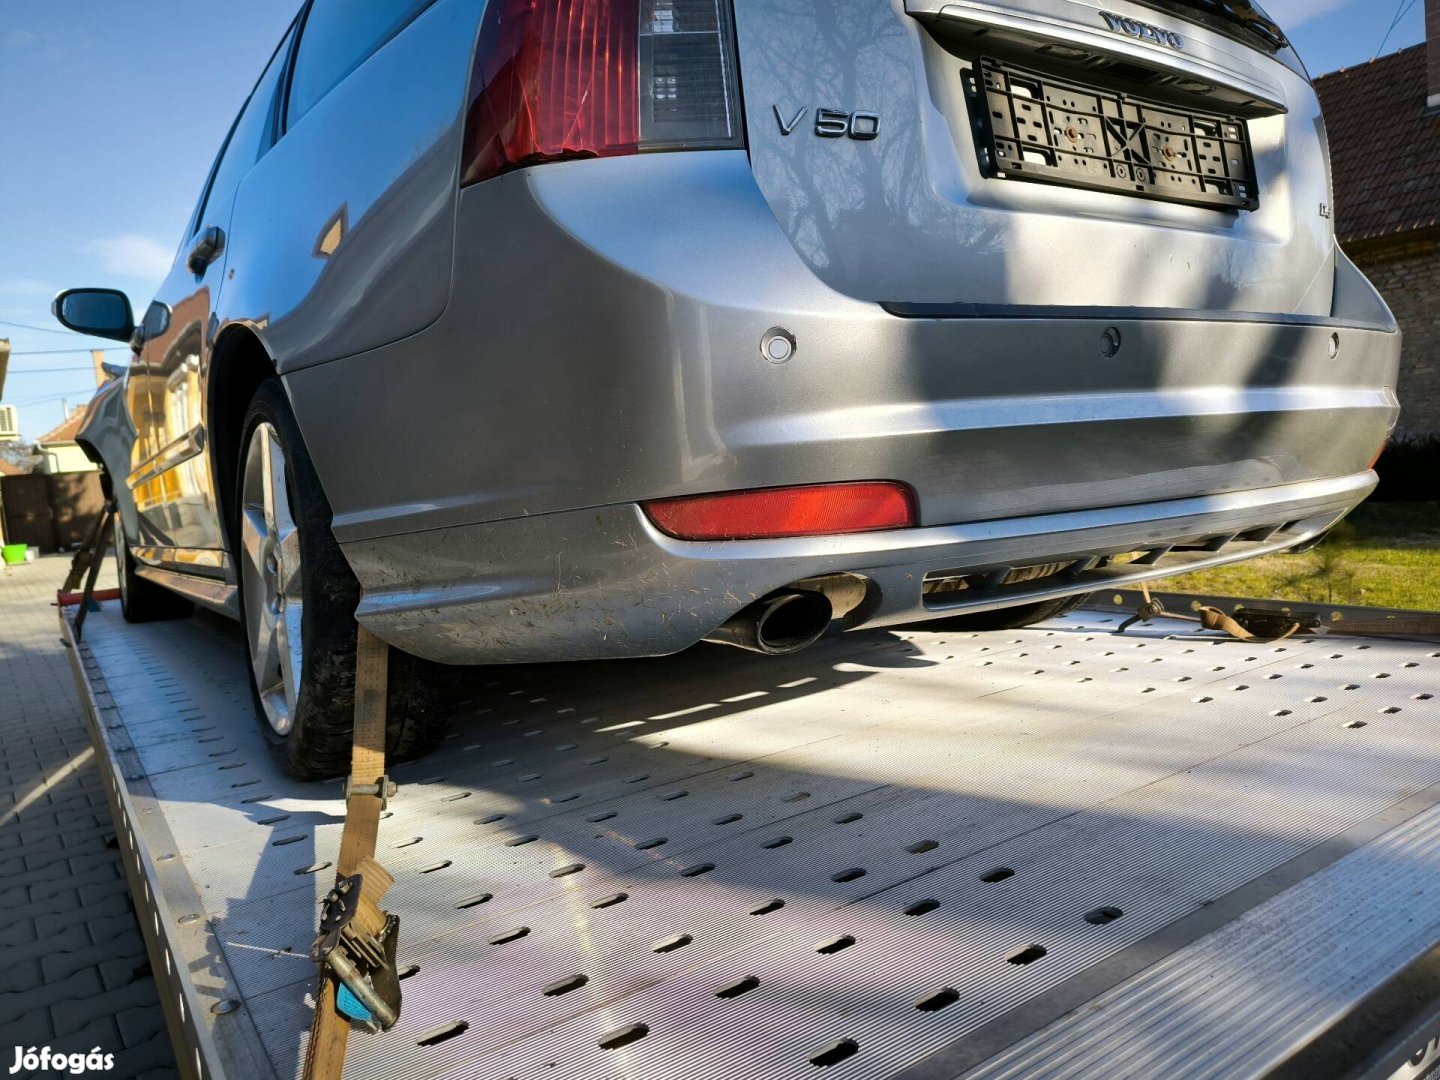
[1,553,178,1079]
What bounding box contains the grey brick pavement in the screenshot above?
[0,554,177,1079]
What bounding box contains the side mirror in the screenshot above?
[52,288,135,342]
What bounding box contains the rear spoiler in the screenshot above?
[1131,0,1288,51]
[906,1,1288,115]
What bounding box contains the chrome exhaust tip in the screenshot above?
[704,589,834,656]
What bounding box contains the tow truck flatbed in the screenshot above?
[62,600,1440,1080]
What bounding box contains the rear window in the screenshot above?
[195,24,295,230]
[1133,0,1287,52]
[286,0,435,129]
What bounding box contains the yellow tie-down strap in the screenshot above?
[303,627,394,1080]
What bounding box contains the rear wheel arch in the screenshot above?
[236,378,450,777]
[74,438,113,498]
[208,327,279,553]
[75,434,138,548]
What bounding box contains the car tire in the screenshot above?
[113,515,194,623]
[235,379,450,779]
[926,592,1093,632]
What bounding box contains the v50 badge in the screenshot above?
[774,105,880,141]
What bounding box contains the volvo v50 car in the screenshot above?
[59,0,1400,776]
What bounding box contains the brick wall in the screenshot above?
[1350,236,1440,435]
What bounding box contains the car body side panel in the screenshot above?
[124,20,303,572]
[131,274,228,569]
[221,0,478,377]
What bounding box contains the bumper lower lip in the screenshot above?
[347,471,1373,666]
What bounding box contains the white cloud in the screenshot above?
[0,277,53,297]
[88,234,175,281]
[2,28,94,63]
[1261,0,1353,29]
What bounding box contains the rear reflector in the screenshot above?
[461,0,744,186]
[642,483,916,541]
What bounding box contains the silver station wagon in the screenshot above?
[58,0,1400,775]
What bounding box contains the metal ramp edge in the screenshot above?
[61,599,1440,1080]
[60,606,274,1080]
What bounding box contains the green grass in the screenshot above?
[1149,502,1440,611]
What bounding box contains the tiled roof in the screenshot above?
[1315,44,1440,245]
[0,460,28,476]
[35,405,87,447]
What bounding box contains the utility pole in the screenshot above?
[92,350,107,387]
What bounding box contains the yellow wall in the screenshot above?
[41,443,98,475]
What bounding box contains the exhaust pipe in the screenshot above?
[704,589,833,656]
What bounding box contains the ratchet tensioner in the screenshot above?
[310,870,402,1032]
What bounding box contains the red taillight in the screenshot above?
[642,483,917,541]
[461,0,744,186]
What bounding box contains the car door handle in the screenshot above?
[186,226,226,275]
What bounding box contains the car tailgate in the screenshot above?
[730,0,1336,316]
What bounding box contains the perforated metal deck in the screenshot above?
[63,601,1440,1080]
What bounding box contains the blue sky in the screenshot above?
[0,0,1427,438]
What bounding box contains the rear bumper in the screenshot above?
[281,152,1401,664]
[349,471,1373,664]
[289,153,1401,548]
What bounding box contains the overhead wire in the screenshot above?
[0,317,78,336]
[3,367,99,375]
[6,346,128,357]
[3,387,102,408]
[1374,0,1420,59]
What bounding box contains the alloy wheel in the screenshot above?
[239,421,304,735]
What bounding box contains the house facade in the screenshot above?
[1315,3,1440,435]
[35,407,99,475]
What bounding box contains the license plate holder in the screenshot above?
[966,57,1259,212]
